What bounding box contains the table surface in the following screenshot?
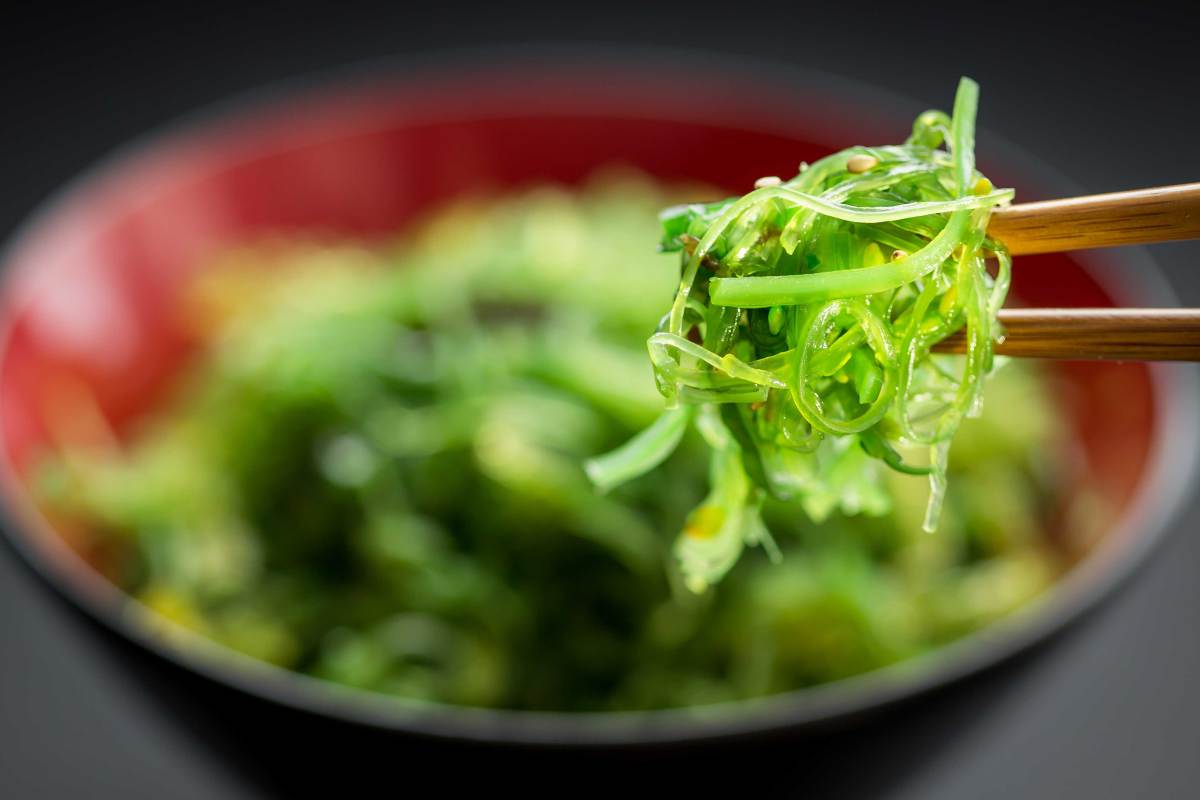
[2,4,1198,797]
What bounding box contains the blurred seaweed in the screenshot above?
[35,173,1064,711]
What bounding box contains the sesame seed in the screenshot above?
[846,154,879,174]
[754,175,783,188]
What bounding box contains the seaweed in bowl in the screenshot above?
[31,171,1078,712]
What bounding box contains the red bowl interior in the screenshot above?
[0,67,1155,611]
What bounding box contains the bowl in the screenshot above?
[0,52,1195,746]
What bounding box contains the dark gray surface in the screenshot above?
[0,551,255,800]
[1,3,1198,797]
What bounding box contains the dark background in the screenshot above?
[2,2,1198,797]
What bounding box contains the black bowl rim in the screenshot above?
[0,45,1196,747]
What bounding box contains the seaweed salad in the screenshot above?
[35,80,1073,711]
[589,78,1018,591]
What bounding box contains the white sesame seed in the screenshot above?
[846,154,879,174]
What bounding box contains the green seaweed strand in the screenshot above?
[590,77,1012,589]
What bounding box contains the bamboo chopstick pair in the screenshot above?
[937,182,1200,361]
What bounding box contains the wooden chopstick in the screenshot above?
[933,308,1200,361]
[987,182,1200,255]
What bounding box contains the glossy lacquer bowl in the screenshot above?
[0,54,1195,746]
